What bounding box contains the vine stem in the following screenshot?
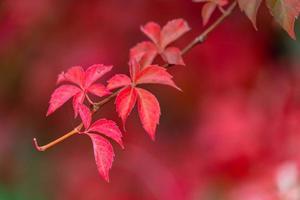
[181,1,237,55]
[33,124,83,151]
[33,1,237,152]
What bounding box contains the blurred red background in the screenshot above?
[0,0,299,199]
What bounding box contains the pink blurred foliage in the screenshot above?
[0,0,299,199]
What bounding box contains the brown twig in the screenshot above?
[181,1,237,55]
[33,124,83,151]
[33,1,237,151]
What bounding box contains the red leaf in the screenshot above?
[72,91,85,118]
[160,19,191,49]
[161,47,185,66]
[89,119,124,148]
[46,85,81,116]
[238,0,262,29]
[137,19,190,65]
[135,65,181,90]
[86,133,114,182]
[115,87,138,128]
[216,0,227,6]
[78,104,92,129]
[140,22,161,45]
[201,2,217,26]
[136,88,161,140]
[84,64,113,88]
[56,66,85,87]
[130,41,158,67]
[266,0,300,39]
[48,64,113,118]
[57,72,65,85]
[193,0,227,6]
[88,83,111,97]
[129,59,141,82]
[107,74,131,90]
[193,0,228,25]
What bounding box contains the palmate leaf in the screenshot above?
[132,18,190,66]
[47,64,112,117]
[113,60,180,138]
[237,0,300,39]
[266,0,300,39]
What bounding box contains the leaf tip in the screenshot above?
[119,140,125,149]
[46,108,52,117]
[289,32,297,40]
[252,22,258,31]
[177,86,183,92]
[122,120,127,132]
[150,134,156,141]
[104,175,110,183]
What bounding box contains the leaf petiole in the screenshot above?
[33,124,83,151]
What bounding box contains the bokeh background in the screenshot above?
[0,0,300,199]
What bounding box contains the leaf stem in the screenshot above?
[33,2,237,152]
[218,6,226,15]
[33,124,83,151]
[85,94,95,105]
[94,89,121,109]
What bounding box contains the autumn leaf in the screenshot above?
[136,88,161,140]
[46,85,81,116]
[88,119,124,149]
[72,92,85,118]
[129,59,141,82]
[135,65,181,90]
[238,0,262,29]
[201,2,218,26]
[78,104,92,129]
[140,22,161,45]
[109,58,180,139]
[160,19,192,49]
[47,64,112,117]
[88,83,110,97]
[107,60,180,91]
[129,41,157,69]
[161,47,185,66]
[193,0,228,26]
[130,19,190,67]
[237,0,300,38]
[81,118,124,182]
[56,66,84,86]
[86,133,114,182]
[107,74,131,90]
[266,0,300,39]
[115,86,138,128]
